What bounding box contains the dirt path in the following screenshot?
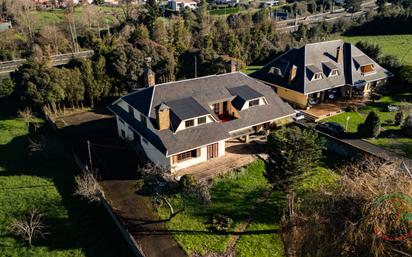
[224,189,273,256]
[101,180,187,257]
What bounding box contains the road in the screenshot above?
[0,50,94,76]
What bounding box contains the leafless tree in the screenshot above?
[64,1,79,53]
[38,25,70,55]
[18,107,33,128]
[138,163,183,221]
[74,168,103,203]
[2,0,37,44]
[10,208,47,247]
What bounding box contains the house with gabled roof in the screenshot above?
[108,71,295,172]
[250,40,392,109]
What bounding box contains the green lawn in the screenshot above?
[158,159,339,256]
[324,93,412,158]
[241,65,263,75]
[210,7,241,16]
[340,34,412,66]
[0,98,132,257]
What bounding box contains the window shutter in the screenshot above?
[172,155,178,164]
[196,148,201,157]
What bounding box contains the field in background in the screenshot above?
[341,34,412,65]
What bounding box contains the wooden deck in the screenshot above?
[174,139,266,181]
[302,98,368,121]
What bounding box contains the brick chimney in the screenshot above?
[156,103,170,130]
[336,46,343,64]
[144,68,155,87]
[288,65,297,83]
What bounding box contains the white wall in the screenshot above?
[116,116,134,141]
[170,140,226,172]
[175,115,214,132]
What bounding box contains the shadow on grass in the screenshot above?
[0,98,134,257]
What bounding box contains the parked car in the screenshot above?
[315,122,344,137]
[293,110,305,121]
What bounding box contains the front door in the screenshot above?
[207,143,219,160]
[223,102,228,115]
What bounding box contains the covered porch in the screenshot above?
[173,139,266,181]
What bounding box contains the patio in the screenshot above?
[174,139,267,181]
[302,98,368,121]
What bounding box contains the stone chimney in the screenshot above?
[156,103,170,130]
[144,68,155,87]
[336,46,343,64]
[288,65,297,83]
[226,60,237,73]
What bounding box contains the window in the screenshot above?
[120,130,125,138]
[330,69,339,76]
[128,105,134,116]
[249,99,260,107]
[269,67,282,76]
[176,149,198,162]
[212,103,220,114]
[185,119,194,128]
[313,73,323,80]
[361,64,374,74]
[198,116,206,125]
[142,138,148,145]
[140,114,147,126]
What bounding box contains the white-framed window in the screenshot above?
[185,119,195,128]
[330,69,339,77]
[249,99,260,107]
[120,130,125,138]
[198,116,207,125]
[313,73,323,80]
[269,67,282,76]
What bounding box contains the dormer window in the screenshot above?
[360,64,374,74]
[313,73,323,80]
[269,67,282,76]
[249,99,260,107]
[330,69,339,77]
[198,116,206,125]
[185,119,194,128]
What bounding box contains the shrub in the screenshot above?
[358,111,381,138]
[208,214,233,232]
[179,174,197,190]
[401,114,412,137]
[0,78,15,97]
[345,105,358,112]
[394,111,404,126]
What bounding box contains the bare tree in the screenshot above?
[64,1,79,53]
[10,208,47,247]
[138,163,183,221]
[74,168,103,203]
[2,0,37,44]
[18,107,33,128]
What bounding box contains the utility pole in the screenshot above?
[194,56,197,78]
[87,140,93,171]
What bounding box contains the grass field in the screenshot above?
[34,6,122,29]
[158,158,339,256]
[0,98,132,257]
[324,92,412,158]
[340,34,412,66]
[241,65,263,75]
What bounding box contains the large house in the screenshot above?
[251,40,392,109]
[109,72,294,172]
[168,0,198,11]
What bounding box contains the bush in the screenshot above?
[394,111,404,126]
[358,111,381,138]
[0,78,15,97]
[208,214,233,232]
[345,105,358,112]
[179,174,197,190]
[401,114,412,137]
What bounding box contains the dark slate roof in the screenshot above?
[113,72,295,156]
[108,104,167,154]
[165,97,209,120]
[250,40,392,95]
[227,85,263,101]
[122,87,154,116]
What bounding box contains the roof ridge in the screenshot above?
[153,72,240,88]
[305,39,344,46]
